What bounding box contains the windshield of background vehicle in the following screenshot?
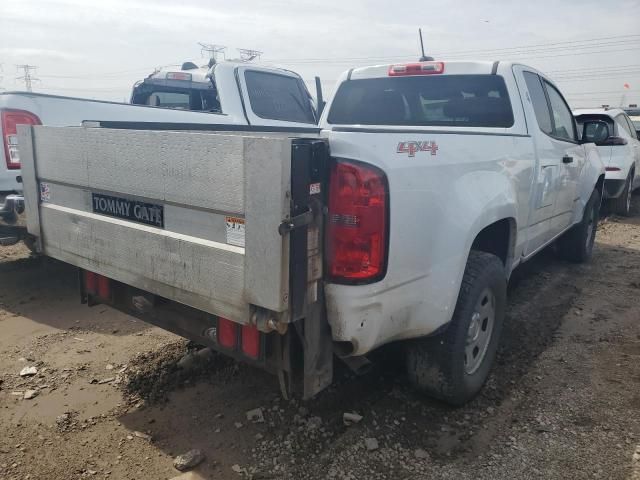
[131,86,221,112]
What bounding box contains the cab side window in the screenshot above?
[523,72,552,135]
[617,115,634,138]
[624,116,638,139]
[543,81,577,142]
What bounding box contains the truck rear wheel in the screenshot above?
[405,251,506,406]
[610,172,633,216]
[557,187,600,263]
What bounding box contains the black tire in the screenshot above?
[23,235,39,254]
[405,251,506,406]
[557,188,600,263]
[610,172,633,216]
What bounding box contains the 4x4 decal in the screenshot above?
[397,141,439,157]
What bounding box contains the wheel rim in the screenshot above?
[464,288,495,375]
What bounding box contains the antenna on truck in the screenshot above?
[418,28,434,62]
[198,43,227,67]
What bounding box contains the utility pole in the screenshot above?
[16,64,39,92]
[198,43,227,66]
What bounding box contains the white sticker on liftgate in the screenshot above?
[309,182,321,195]
[40,182,51,202]
[225,216,245,248]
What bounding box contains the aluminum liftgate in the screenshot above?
[18,124,332,398]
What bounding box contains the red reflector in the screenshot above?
[85,271,98,294]
[605,166,621,171]
[218,318,238,349]
[97,275,111,298]
[327,160,388,283]
[1,109,42,169]
[388,62,444,76]
[241,324,260,359]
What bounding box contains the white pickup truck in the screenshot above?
[17,60,604,405]
[0,62,317,244]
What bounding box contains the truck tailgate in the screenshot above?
[19,125,325,325]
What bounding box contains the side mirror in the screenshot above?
[599,136,628,146]
[581,120,610,144]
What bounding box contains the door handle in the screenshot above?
[562,156,573,164]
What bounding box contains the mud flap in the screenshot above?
[301,287,334,398]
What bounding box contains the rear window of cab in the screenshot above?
[327,74,514,128]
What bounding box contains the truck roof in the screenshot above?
[346,60,516,80]
[147,63,211,83]
[146,61,302,85]
[573,108,626,117]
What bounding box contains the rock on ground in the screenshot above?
[173,449,205,472]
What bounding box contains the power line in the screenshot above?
[546,64,640,74]
[265,34,640,63]
[16,64,39,92]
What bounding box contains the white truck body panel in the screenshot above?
[320,61,605,355]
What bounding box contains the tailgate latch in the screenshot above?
[278,209,313,235]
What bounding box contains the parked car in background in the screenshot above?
[624,108,640,137]
[574,108,640,215]
[0,62,317,246]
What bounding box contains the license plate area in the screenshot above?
[92,193,164,228]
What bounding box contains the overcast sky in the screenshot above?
[1,0,639,108]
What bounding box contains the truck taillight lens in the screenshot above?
[166,72,192,81]
[83,270,111,299]
[1,109,41,169]
[97,275,111,299]
[327,159,388,283]
[85,271,98,294]
[241,324,260,359]
[388,62,444,76]
[218,317,238,349]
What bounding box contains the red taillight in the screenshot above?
[218,317,238,349]
[241,324,260,359]
[85,271,98,294]
[84,270,111,298]
[606,166,621,171]
[327,160,388,283]
[166,72,192,81]
[1,109,41,169]
[97,275,111,298]
[388,62,444,76]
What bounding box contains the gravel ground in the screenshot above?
[0,200,639,480]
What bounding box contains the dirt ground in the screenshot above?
[1,202,640,480]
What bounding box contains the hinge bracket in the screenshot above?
[278,209,313,236]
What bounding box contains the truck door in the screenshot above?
[516,69,561,253]
[539,79,584,237]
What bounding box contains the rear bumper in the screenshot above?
[0,193,27,246]
[603,179,626,199]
